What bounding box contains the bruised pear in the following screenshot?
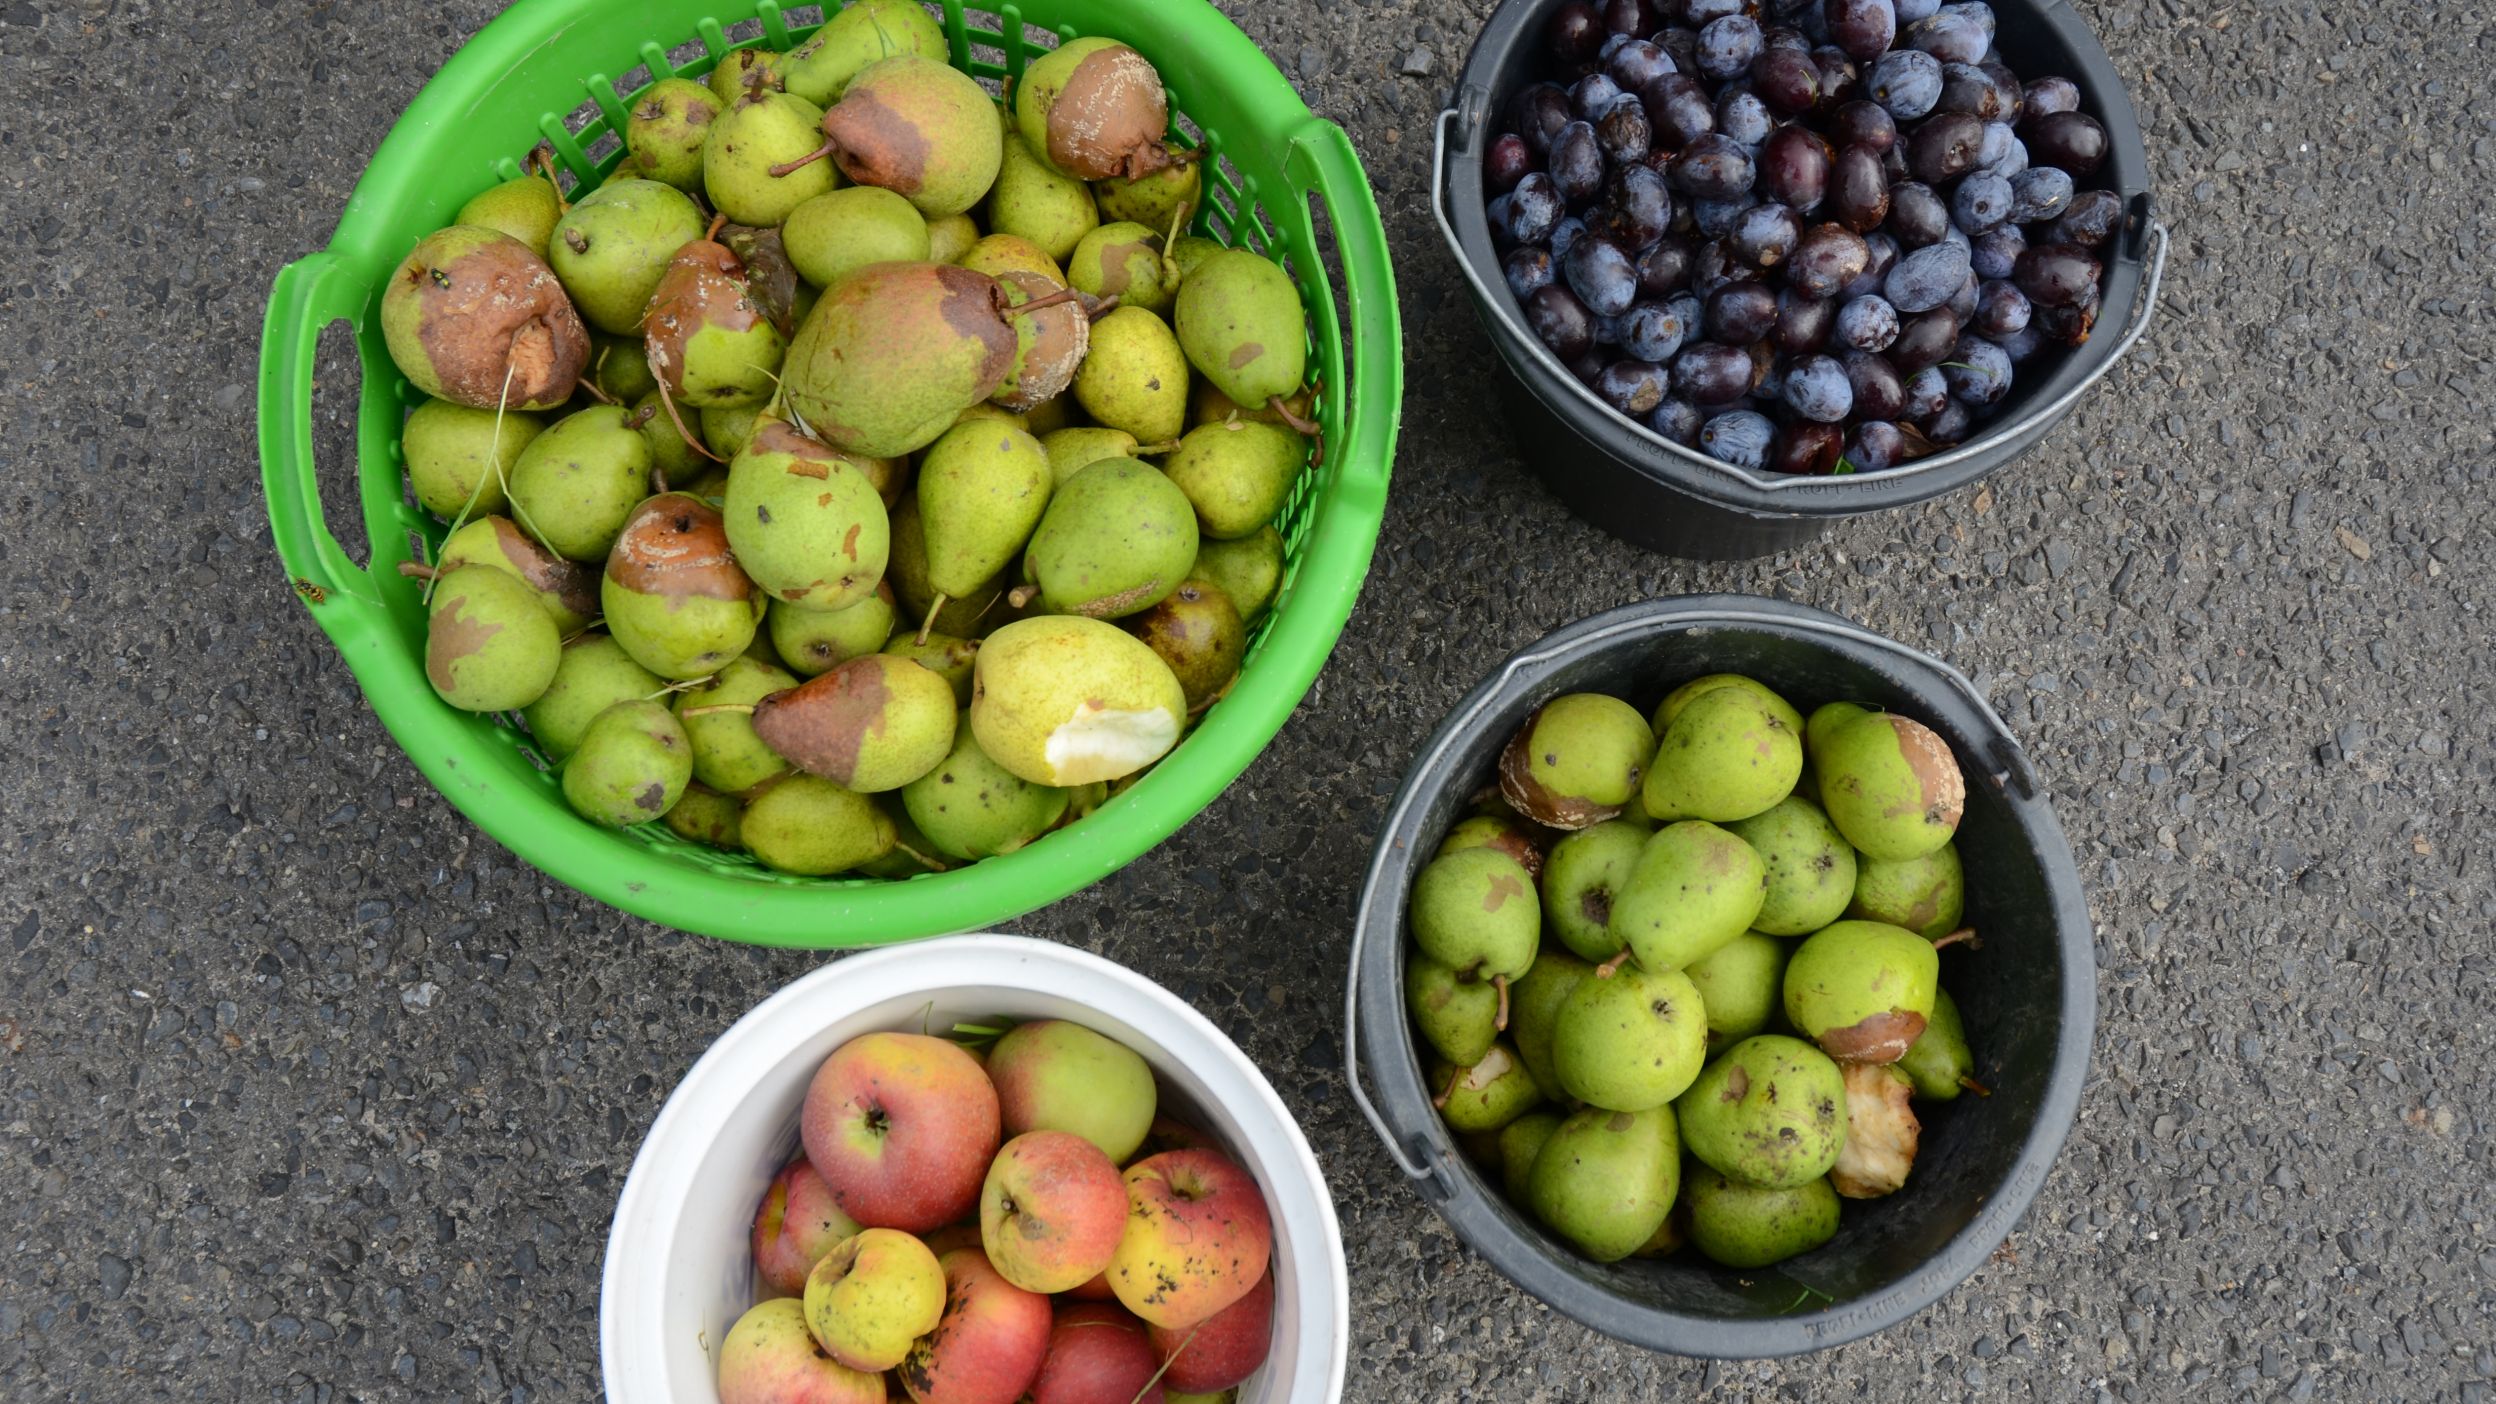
[505,405,655,562]
[402,400,538,519]
[722,419,891,612]
[708,46,782,103]
[424,565,561,713]
[770,587,897,678]
[1675,1034,1847,1189]
[623,78,723,191]
[803,56,1002,218]
[1817,712,1966,861]
[1073,305,1189,444]
[383,226,588,411]
[780,0,947,105]
[436,515,599,633]
[563,699,694,827]
[1831,1062,1920,1199]
[1068,221,1176,317]
[1173,249,1309,415]
[644,219,786,410]
[750,653,957,792]
[1023,457,1199,619]
[957,233,1064,285]
[1783,920,1940,1064]
[663,784,745,850]
[548,179,707,335]
[1438,812,1547,880]
[779,262,1019,458]
[1013,38,1177,182]
[1124,579,1244,712]
[454,172,563,260]
[990,270,1090,413]
[602,494,765,681]
[1498,692,1655,830]
[1094,162,1202,240]
[969,616,1186,786]
[704,89,837,228]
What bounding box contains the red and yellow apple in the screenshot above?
[802,1228,947,1373]
[752,1156,864,1297]
[987,1021,1158,1163]
[1027,1303,1165,1404]
[1107,1149,1273,1330]
[980,1131,1128,1295]
[1145,1267,1272,1393]
[893,1246,1051,1404]
[802,1032,1001,1232]
[716,1298,885,1404]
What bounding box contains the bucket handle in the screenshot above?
[259,251,387,615]
[1343,601,2036,1185]
[1429,109,2173,494]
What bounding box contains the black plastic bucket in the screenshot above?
[1435,2,2169,560]
[1343,596,2094,1357]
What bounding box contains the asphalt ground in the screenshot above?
[1,0,2491,1400]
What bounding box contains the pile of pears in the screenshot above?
[384,4,1324,879]
[1405,673,1990,1271]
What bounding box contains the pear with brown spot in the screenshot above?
[1068,220,1176,316]
[1123,578,1244,713]
[783,55,1001,218]
[1013,38,1178,182]
[1072,306,1189,444]
[601,494,765,681]
[1174,249,1309,422]
[1409,847,1540,998]
[702,89,836,228]
[435,515,599,633]
[1675,1034,1848,1189]
[622,77,722,191]
[1816,711,1966,860]
[723,419,891,612]
[382,226,588,412]
[643,218,785,411]
[1782,919,1939,1064]
[1607,820,1767,972]
[1021,457,1198,620]
[562,699,694,828]
[423,565,562,713]
[780,262,1030,458]
[989,270,1091,413]
[749,653,957,793]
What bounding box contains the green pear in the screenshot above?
[1683,932,1789,1055]
[986,130,1100,262]
[1655,673,1805,736]
[703,89,836,228]
[703,403,765,460]
[708,47,782,104]
[1173,249,1307,412]
[403,401,539,519]
[1189,526,1284,625]
[1093,163,1201,240]
[424,565,561,713]
[1068,221,1175,315]
[548,179,707,335]
[435,516,599,632]
[1524,1105,1679,1263]
[524,634,664,759]
[1683,1163,1839,1270]
[643,230,786,410]
[562,699,693,827]
[1023,457,1199,619]
[589,334,661,404]
[382,226,588,411]
[779,0,948,105]
[1500,692,1657,830]
[1407,955,1501,1069]
[662,782,744,850]
[899,719,1068,860]
[1437,813,1547,879]
[925,212,981,265]
[741,774,898,875]
[1539,819,1648,961]
[676,654,799,794]
[602,494,765,680]
[1725,796,1858,936]
[969,616,1185,785]
[1072,307,1189,444]
[722,422,891,612]
[887,490,1005,638]
[770,589,896,677]
[1783,920,1939,1063]
[855,798,956,878]
[1817,712,1965,861]
[958,232,1064,284]
[454,172,564,259]
[1012,38,1176,183]
[1123,579,1244,712]
[1408,847,1540,990]
[1041,427,1159,487]
[783,186,931,289]
[1830,1062,1920,1199]
[629,391,706,489]
[916,421,1052,623]
[1167,234,1226,279]
[1497,1111,1562,1206]
[1803,699,1873,758]
[1508,946,1594,1102]
[1897,987,1978,1101]
[1641,684,1804,824]
[819,57,1002,217]
[504,405,653,562]
[1191,378,1315,431]
[883,633,979,708]
[1431,1042,1542,1134]
[1850,842,1966,939]
[1675,1034,1847,1189]
[623,78,723,191]
[1552,964,1708,1112]
[1159,419,1305,542]
[1608,821,1768,972]
[781,262,1021,458]
[749,654,957,793]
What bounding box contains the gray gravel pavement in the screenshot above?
[4,0,2492,1400]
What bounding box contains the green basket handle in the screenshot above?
[259,251,387,614]
[1284,116,1401,511]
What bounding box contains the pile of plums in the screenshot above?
[1485,0,2122,474]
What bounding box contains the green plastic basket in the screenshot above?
[259,0,1400,947]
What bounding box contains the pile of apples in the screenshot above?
[722,1021,1275,1404]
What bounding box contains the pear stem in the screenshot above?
[916,595,948,647]
[1430,1064,1463,1111]
[1492,974,1512,1032]
[573,375,617,407]
[624,404,658,432]
[678,703,755,719]
[1006,584,1040,610]
[396,561,439,582]
[1003,286,1086,319]
[1134,438,1182,456]
[1931,928,1981,952]
[704,211,729,243]
[1084,293,1123,321]
[767,139,837,179]
[1595,950,1635,979]
[1959,1075,1993,1098]
[1267,393,1320,437]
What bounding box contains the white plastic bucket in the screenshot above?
[600,933,1349,1402]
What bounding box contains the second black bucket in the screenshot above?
[1436,0,2169,560]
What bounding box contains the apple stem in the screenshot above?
[1595,950,1634,979]
[1932,928,1981,951]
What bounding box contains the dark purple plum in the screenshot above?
[1591,163,1676,249]
[1809,46,1860,106]
[1715,88,1775,147]
[1759,127,1833,210]
[1646,73,1718,146]
[1905,4,1990,64]
[1942,335,2010,405]
[2011,243,2100,307]
[1979,121,2024,176]
[1671,134,1756,198]
[1485,134,1535,195]
[2009,167,2074,222]
[1994,321,2043,363]
[1571,73,1626,121]
[2050,189,2124,250]
[2028,110,2107,175]
[1945,269,1979,323]
[1888,307,1960,372]
[1923,397,1973,444]
[1638,239,1696,296]
[1844,230,1900,298]
[1829,143,1890,230]
[1608,39,1676,92]
[1884,180,1949,246]
[1951,171,2012,233]
[1969,225,2024,280]
[1771,420,1847,474]
[1782,353,1853,421]
[1595,359,1674,414]
[1829,100,1897,153]
[1549,1,1607,64]
[1565,236,1642,315]
[1693,195,1760,240]
[1673,341,1755,404]
[1786,222,1871,298]
[1846,419,1909,469]
[1906,112,1985,183]
[1525,283,1596,359]
[1551,214,1588,258]
[1595,94,1654,163]
[1513,85,1573,158]
[1621,300,1692,361]
[1751,45,1823,115]
[1506,172,1564,245]
[2020,75,2081,128]
[1550,122,1607,205]
[1505,246,1558,300]
[1971,279,2030,336]
[1698,408,1776,467]
[1901,365,1949,418]
[1601,0,1654,35]
[1732,203,1805,267]
[1868,50,1941,120]
[1647,397,1705,446]
[1840,350,1906,418]
[1937,62,2013,120]
[1696,14,1762,79]
[1684,0,1746,24]
[1834,294,1899,350]
[1772,287,1834,352]
[1884,239,1969,312]
[1824,0,1896,61]
[1705,280,1779,342]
